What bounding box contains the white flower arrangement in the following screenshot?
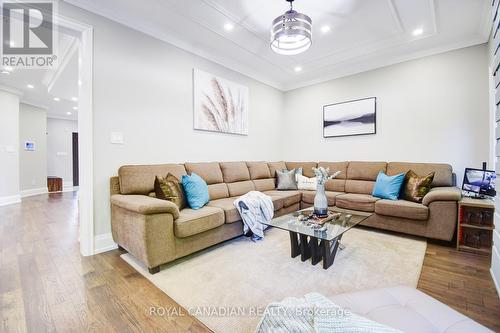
[312,166,341,185]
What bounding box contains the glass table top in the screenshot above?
[262,208,372,241]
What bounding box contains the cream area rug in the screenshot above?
[121,227,427,333]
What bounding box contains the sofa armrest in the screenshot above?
[111,194,180,219]
[422,187,461,206]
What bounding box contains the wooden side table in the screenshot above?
[457,197,495,255]
[47,177,63,192]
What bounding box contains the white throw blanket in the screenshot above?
[233,191,274,240]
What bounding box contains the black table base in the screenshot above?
[289,231,343,269]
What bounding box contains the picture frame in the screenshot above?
[323,97,377,138]
[193,69,249,136]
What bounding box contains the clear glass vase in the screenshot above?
[314,183,328,217]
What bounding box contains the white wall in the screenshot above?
[488,18,500,296]
[47,118,78,189]
[59,5,490,247]
[19,103,48,195]
[283,45,490,186]
[0,89,21,206]
[61,4,285,236]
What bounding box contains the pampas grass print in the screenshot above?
[200,77,246,134]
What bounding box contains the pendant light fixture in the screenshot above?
[270,0,312,55]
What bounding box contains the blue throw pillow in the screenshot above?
[181,172,209,209]
[372,172,405,201]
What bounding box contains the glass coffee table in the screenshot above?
[262,208,372,269]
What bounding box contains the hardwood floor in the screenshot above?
[418,243,500,331]
[1,192,499,332]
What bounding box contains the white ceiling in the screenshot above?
[0,34,79,120]
[64,0,491,91]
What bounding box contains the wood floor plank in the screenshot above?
[1,289,28,333]
[0,192,499,332]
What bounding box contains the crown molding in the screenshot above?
[479,0,494,40]
[0,84,23,96]
[63,0,489,92]
[284,36,486,91]
[47,113,78,121]
[43,37,79,93]
[63,0,285,90]
[20,99,49,110]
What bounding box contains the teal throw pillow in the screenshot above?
[372,172,405,201]
[181,172,209,209]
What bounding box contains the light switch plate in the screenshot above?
[110,132,124,144]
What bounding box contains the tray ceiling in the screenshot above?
[64,0,491,90]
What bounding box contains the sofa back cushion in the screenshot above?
[246,161,271,180]
[345,161,387,195]
[220,162,250,183]
[227,180,255,197]
[118,164,186,195]
[252,179,275,191]
[286,162,318,178]
[347,161,387,180]
[345,180,376,195]
[318,161,348,192]
[246,161,274,191]
[268,161,287,177]
[386,162,453,187]
[185,162,223,185]
[208,183,229,200]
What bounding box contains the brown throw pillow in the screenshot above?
[402,170,435,203]
[154,173,187,209]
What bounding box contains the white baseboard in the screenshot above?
[492,268,500,298]
[491,245,500,298]
[94,233,118,254]
[0,194,21,207]
[20,187,48,198]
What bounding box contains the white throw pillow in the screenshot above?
[297,174,317,191]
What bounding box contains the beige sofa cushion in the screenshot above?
[227,180,255,197]
[208,183,229,200]
[263,190,301,207]
[184,162,223,185]
[324,179,346,193]
[268,161,286,177]
[347,161,387,181]
[300,190,340,206]
[345,180,376,195]
[174,206,224,238]
[266,195,284,211]
[220,162,250,183]
[207,198,241,223]
[118,164,186,195]
[253,179,275,192]
[246,161,271,180]
[375,199,429,221]
[336,193,380,212]
[286,162,318,178]
[318,161,348,192]
[387,162,453,187]
[318,161,348,178]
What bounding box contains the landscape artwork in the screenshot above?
[323,97,376,138]
[193,69,249,135]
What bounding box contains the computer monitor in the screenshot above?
[462,168,496,198]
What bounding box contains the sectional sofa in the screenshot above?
[110,161,461,273]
